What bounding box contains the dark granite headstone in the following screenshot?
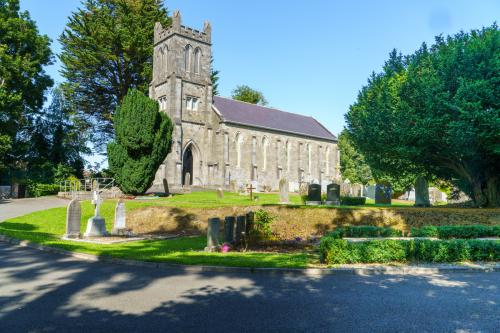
[306,184,322,205]
[235,215,246,244]
[375,184,392,204]
[245,211,254,235]
[205,217,221,252]
[224,216,235,243]
[325,183,340,205]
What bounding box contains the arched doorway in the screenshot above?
[182,145,193,185]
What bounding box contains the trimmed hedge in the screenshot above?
[319,238,500,264]
[411,225,500,239]
[340,196,366,206]
[327,226,403,238]
[27,183,60,197]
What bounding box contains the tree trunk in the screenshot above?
[484,176,499,208]
[414,176,430,207]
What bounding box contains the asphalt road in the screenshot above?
[1,242,499,332]
[0,196,68,221]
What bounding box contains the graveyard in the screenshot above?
[0,188,498,268]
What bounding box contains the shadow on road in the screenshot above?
[0,243,498,332]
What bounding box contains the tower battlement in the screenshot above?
[154,10,211,45]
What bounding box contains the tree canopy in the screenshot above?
[107,89,173,195]
[231,85,268,105]
[345,24,500,207]
[0,0,53,180]
[59,0,170,148]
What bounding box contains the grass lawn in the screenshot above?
[0,191,420,268]
[0,200,311,268]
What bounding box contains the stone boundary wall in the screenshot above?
[127,206,500,241]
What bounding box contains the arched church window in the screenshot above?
[194,48,201,74]
[161,46,168,73]
[307,143,312,173]
[325,147,330,175]
[262,137,269,170]
[184,45,192,72]
[235,133,243,168]
[286,141,291,171]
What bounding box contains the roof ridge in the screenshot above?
[310,117,337,139]
[214,96,313,119]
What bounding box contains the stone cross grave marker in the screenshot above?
[216,187,224,199]
[246,183,256,201]
[279,178,289,204]
[325,183,340,205]
[84,190,108,237]
[205,217,221,252]
[64,199,81,239]
[306,184,322,205]
[112,199,127,235]
[375,184,392,204]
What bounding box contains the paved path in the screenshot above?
[0,242,498,332]
[0,196,68,221]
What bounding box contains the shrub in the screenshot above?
[107,89,173,195]
[327,225,403,239]
[411,225,500,239]
[320,237,500,264]
[340,196,366,206]
[27,183,60,197]
[252,209,276,240]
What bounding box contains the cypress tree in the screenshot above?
[107,89,173,195]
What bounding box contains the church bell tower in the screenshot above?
[149,11,213,191]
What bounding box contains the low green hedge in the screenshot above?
[340,196,366,206]
[327,225,403,238]
[28,183,60,197]
[411,225,500,239]
[319,238,500,264]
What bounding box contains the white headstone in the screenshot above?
[216,187,224,199]
[112,199,126,234]
[84,191,107,237]
[64,199,81,238]
[279,178,289,204]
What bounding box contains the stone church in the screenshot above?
[148,11,340,193]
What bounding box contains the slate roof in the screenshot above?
[212,96,337,142]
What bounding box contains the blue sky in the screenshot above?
[20,0,499,164]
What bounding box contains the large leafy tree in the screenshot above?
[231,85,268,105]
[23,87,88,183]
[59,0,170,148]
[338,129,373,185]
[107,89,173,195]
[0,0,53,181]
[346,25,500,207]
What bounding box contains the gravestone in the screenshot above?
[224,216,235,243]
[216,187,224,199]
[162,178,170,195]
[184,173,191,191]
[245,211,254,235]
[414,176,430,207]
[84,191,108,237]
[205,217,221,252]
[64,199,81,238]
[112,199,127,235]
[235,215,246,244]
[375,184,392,204]
[306,184,322,205]
[229,180,237,193]
[278,178,289,204]
[325,183,340,205]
